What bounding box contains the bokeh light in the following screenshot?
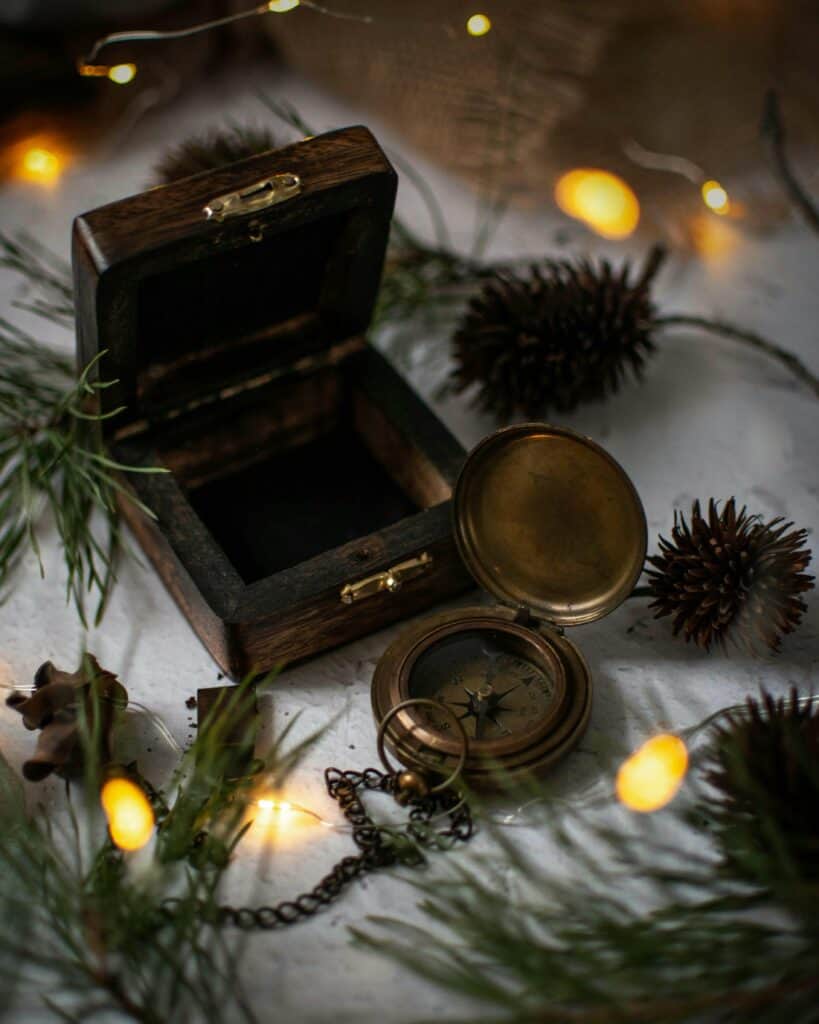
[101,778,155,851]
[616,734,689,813]
[13,141,66,187]
[108,63,137,85]
[701,179,730,215]
[555,168,640,239]
[466,13,492,36]
[268,0,300,11]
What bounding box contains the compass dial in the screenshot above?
[407,628,557,743]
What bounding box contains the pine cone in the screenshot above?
[449,246,665,419]
[154,126,279,185]
[706,689,819,880]
[647,498,814,653]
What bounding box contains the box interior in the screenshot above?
[135,211,356,414]
[154,361,452,584]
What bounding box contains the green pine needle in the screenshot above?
[354,723,819,1024]
[0,234,167,626]
[0,666,324,1023]
[0,231,74,326]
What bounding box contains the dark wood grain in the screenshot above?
[72,126,396,426]
[74,127,470,679]
[111,347,471,678]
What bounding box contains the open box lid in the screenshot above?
[453,424,647,626]
[72,126,397,431]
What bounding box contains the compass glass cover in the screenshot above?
[407,629,557,742]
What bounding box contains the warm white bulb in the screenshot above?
[466,13,491,36]
[701,179,729,215]
[268,0,300,11]
[17,144,65,187]
[101,778,155,851]
[108,63,137,85]
[616,734,688,813]
[555,168,640,239]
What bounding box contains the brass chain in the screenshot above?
[161,767,473,930]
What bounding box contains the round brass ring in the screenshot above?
[376,698,469,794]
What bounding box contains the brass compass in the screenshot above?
[371,423,647,785]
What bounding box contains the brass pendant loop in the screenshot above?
[376,698,469,795]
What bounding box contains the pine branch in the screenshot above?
[0,670,320,1023]
[761,90,819,237]
[354,716,819,1024]
[0,233,75,326]
[0,323,167,625]
[655,314,819,400]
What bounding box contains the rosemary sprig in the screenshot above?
[0,318,166,626]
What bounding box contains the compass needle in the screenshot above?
[372,424,643,779]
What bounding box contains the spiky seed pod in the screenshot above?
[154,126,279,185]
[647,498,814,653]
[449,246,665,419]
[706,689,819,880]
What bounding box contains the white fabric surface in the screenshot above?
[1,62,817,1023]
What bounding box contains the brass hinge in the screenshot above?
[514,606,564,636]
[204,172,301,222]
[340,552,434,605]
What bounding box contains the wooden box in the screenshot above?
[72,126,470,678]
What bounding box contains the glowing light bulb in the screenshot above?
[616,734,688,813]
[257,796,293,822]
[555,168,640,240]
[16,145,64,187]
[101,778,155,851]
[466,13,491,36]
[108,63,137,85]
[268,0,300,11]
[701,179,729,215]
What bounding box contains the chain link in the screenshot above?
[160,766,473,930]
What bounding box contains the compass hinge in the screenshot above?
[514,606,564,636]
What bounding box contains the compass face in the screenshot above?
[406,628,558,744]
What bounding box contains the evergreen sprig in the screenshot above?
[0,231,74,326]
[354,696,819,1024]
[0,235,166,626]
[0,668,322,1024]
[0,319,165,625]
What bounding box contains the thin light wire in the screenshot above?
[622,138,705,185]
[126,699,184,755]
[83,1,372,65]
[4,678,815,832]
[0,682,183,754]
[485,692,819,827]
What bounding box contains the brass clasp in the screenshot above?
[340,553,434,605]
[204,172,301,222]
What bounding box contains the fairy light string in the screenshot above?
[80,0,372,72]
[4,669,814,833]
[623,137,732,215]
[71,5,739,224]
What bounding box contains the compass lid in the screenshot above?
[453,424,647,627]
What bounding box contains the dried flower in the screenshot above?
[647,498,814,653]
